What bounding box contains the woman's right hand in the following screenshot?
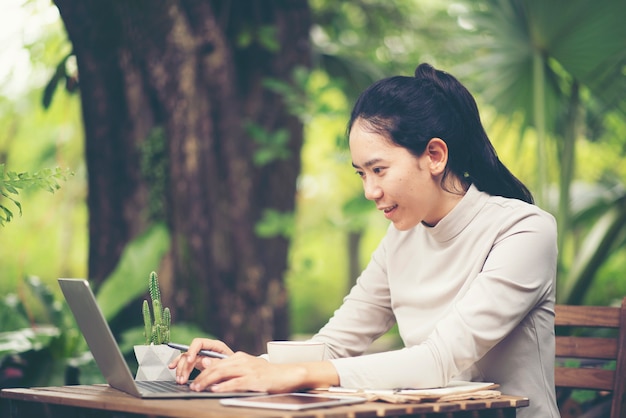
[168,338,234,385]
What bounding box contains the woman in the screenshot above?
[170,63,559,418]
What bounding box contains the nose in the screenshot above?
[363,177,383,201]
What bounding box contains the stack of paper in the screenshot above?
[318,381,500,404]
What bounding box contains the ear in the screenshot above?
[425,138,448,176]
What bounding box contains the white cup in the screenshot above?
[266,341,326,364]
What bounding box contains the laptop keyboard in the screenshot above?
[135,380,193,393]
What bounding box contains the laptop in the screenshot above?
[58,278,262,398]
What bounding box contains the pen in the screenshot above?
[167,342,229,359]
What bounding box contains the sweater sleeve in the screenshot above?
[311,230,397,359]
[322,209,557,390]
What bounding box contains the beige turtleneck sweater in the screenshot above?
[312,184,559,418]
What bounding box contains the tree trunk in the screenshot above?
[54,0,311,353]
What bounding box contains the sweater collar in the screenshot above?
[421,184,489,242]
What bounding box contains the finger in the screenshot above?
[208,340,235,356]
[200,357,213,369]
[211,376,266,394]
[187,356,242,391]
[174,353,198,384]
[188,353,265,392]
[188,367,222,392]
[186,338,207,364]
[186,338,234,361]
[168,353,182,369]
[197,339,235,358]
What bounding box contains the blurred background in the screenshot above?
[1,0,625,415]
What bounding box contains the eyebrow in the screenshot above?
[352,158,384,169]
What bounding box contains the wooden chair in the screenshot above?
[555,297,626,418]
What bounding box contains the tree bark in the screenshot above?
[54,0,311,353]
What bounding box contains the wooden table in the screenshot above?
[1,385,529,418]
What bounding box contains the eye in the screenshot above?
[373,167,384,174]
[355,170,365,178]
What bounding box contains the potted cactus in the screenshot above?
[133,271,180,381]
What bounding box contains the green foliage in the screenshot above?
[257,26,280,52]
[0,293,30,333]
[42,52,78,109]
[263,67,345,122]
[0,164,73,226]
[0,326,59,357]
[142,271,171,345]
[342,193,376,231]
[0,8,86,295]
[0,276,99,387]
[250,65,349,208]
[255,209,294,239]
[237,25,280,52]
[310,0,472,99]
[96,223,170,321]
[139,127,168,222]
[559,185,626,304]
[0,222,174,387]
[246,122,291,166]
[456,0,626,304]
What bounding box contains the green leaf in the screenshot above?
[24,276,65,327]
[96,223,171,321]
[3,184,19,195]
[0,294,30,331]
[561,194,626,304]
[536,0,626,111]
[0,326,60,357]
[258,25,280,52]
[0,205,14,225]
[246,123,292,166]
[0,165,73,226]
[42,52,75,109]
[255,209,294,238]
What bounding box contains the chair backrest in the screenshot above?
[554,297,626,418]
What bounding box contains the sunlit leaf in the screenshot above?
[0,326,60,357]
[96,223,171,321]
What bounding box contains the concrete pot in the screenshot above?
[133,344,180,381]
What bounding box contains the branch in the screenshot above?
[0,164,73,226]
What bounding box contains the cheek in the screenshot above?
[398,174,431,208]
[397,171,423,193]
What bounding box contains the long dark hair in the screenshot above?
[348,63,533,204]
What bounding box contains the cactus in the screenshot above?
[142,271,171,345]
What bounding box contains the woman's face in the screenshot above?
[349,119,454,230]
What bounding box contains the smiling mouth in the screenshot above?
[381,205,397,213]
